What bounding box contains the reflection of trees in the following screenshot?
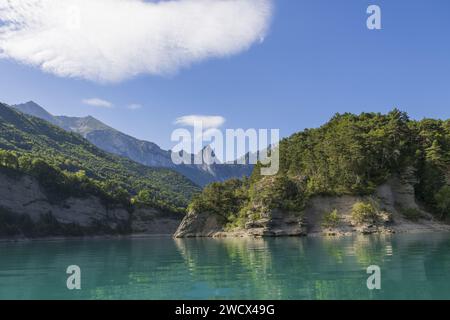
[174,237,369,299]
[352,235,392,266]
[2,233,450,299]
[423,235,450,299]
[378,232,450,300]
[174,238,282,299]
[174,234,450,300]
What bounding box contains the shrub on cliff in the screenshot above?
[351,202,379,224]
[322,209,340,228]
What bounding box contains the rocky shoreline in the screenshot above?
[173,211,450,239]
[2,169,449,240]
[174,175,450,238]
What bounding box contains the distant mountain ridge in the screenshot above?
[13,101,253,186]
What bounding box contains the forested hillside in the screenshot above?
[13,101,254,186]
[0,103,200,213]
[190,110,450,230]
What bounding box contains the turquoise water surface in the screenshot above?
[1,232,450,300]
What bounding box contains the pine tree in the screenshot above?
[426,140,446,168]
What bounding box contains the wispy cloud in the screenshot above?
[175,115,226,129]
[127,104,143,110]
[82,98,113,108]
[0,0,273,83]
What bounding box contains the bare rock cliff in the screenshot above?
[0,171,182,237]
[0,171,130,233]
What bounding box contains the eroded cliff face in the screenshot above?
[0,170,130,236]
[132,208,183,235]
[174,211,225,238]
[0,171,181,238]
[174,171,450,238]
[303,176,448,236]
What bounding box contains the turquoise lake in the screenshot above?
[1,232,450,300]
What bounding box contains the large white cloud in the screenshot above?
[0,0,273,83]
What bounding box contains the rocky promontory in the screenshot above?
[174,174,450,238]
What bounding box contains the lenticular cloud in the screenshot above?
[0,0,273,83]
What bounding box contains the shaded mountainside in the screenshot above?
[175,110,450,237]
[0,102,201,233]
[0,167,131,237]
[13,101,253,186]
[0,167,183,238]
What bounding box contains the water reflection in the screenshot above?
[0,233,449,299]
[174,234,450,300]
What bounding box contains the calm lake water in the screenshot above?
[1,232,450,300]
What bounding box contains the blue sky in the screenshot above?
[1,0,450,150]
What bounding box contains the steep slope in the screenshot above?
[0,168,132,237]
[11,101,57,125]
[175,110,450,237]
[13,102,174,167]
[0,102,200,212]
[186,145,254,183]
[60,116,175,168]
[13,101,253,186]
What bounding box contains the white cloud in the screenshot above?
[0,0,273,83]
[127,103,143,110]
[82,98,113,108]
[175,115,225,129]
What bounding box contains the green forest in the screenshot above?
[0,103,200,214]
[190,110,450,229]
[2,103,450,232]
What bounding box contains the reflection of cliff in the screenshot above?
[0,238,191,299]
[378,233,450,299]
[2,234,449,299]
[173,237,364,299]
[174,238,284,299]
[173,234,450,299]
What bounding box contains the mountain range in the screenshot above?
[2,104,450,239]
[0,102,199,211]
[13,101,253,186]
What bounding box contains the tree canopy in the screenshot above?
[0,103,200,213]
[191,110,450,227]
